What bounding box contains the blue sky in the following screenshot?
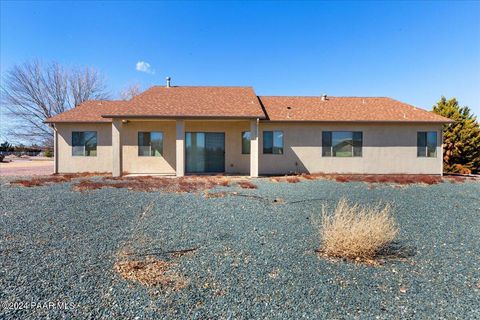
[1,1,479,142]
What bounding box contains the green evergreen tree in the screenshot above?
[433,97,480,174]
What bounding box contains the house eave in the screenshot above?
[101,114,266,120]
[44,120,112,124]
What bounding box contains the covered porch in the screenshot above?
[111,118,259,177]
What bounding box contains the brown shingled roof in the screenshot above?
[259,96,452,122]
[46,87,452,124]
[102,86,265,119]
[45,100,129,123]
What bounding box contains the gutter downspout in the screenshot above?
[249,118,259,178]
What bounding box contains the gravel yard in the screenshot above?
[1,177,479,319]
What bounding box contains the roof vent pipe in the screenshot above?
[321,94,327,101]
[166,77,171,88]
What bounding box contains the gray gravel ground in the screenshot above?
[1,177,479,319]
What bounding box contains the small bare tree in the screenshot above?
[119,83,142,100]
[1,60,110,145]
[70,67,109,107]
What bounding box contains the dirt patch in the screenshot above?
[0,159,54,176]
[114,257,188,289]
[113,201,190,290]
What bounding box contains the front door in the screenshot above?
[185,132,225,173]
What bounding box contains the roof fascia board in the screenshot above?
[259,120,453,124]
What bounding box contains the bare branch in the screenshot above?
[0,60,110,145]
[69,67,110,106]
[119,83,142,100]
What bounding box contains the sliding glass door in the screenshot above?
[185,132,225,173]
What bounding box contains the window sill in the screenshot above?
[322,156,363,158]
[138,155,164,158]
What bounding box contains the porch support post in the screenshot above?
[176,119,185,177]
[112,119,122,177]
[439,126,444,176]
[53,125,58,174]
[250,118,259,177]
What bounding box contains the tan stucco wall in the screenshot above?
[258,122,444,175]
[55,120,444,176]
[185,120,251,174]
[119,120,251,174]
[56,123,113,173]
[55,120,251,175]
[121,121,176,174]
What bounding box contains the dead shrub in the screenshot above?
[314,198,398,261]
[217,179,230,187]
[237,180,257,189]
[334,176,349,183]
[10,173,109,187]
[63,172,110,178]
[286,176,301,183]
[73,180,125,192]
[319,174,443,185]
[300,173,316,180]
[269,175,302,183]
[74,175,231,193]
[114,257,187,289]
[178,179,198,192]
[295,173,458,185]
[11,176,70,187]
[416,175,442,185]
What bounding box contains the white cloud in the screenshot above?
[135,61,154,74]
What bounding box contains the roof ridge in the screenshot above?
[149,85,254,89]
[77,99,127,103]
[259,95,394,98]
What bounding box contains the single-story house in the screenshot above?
[46,81,452,177]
